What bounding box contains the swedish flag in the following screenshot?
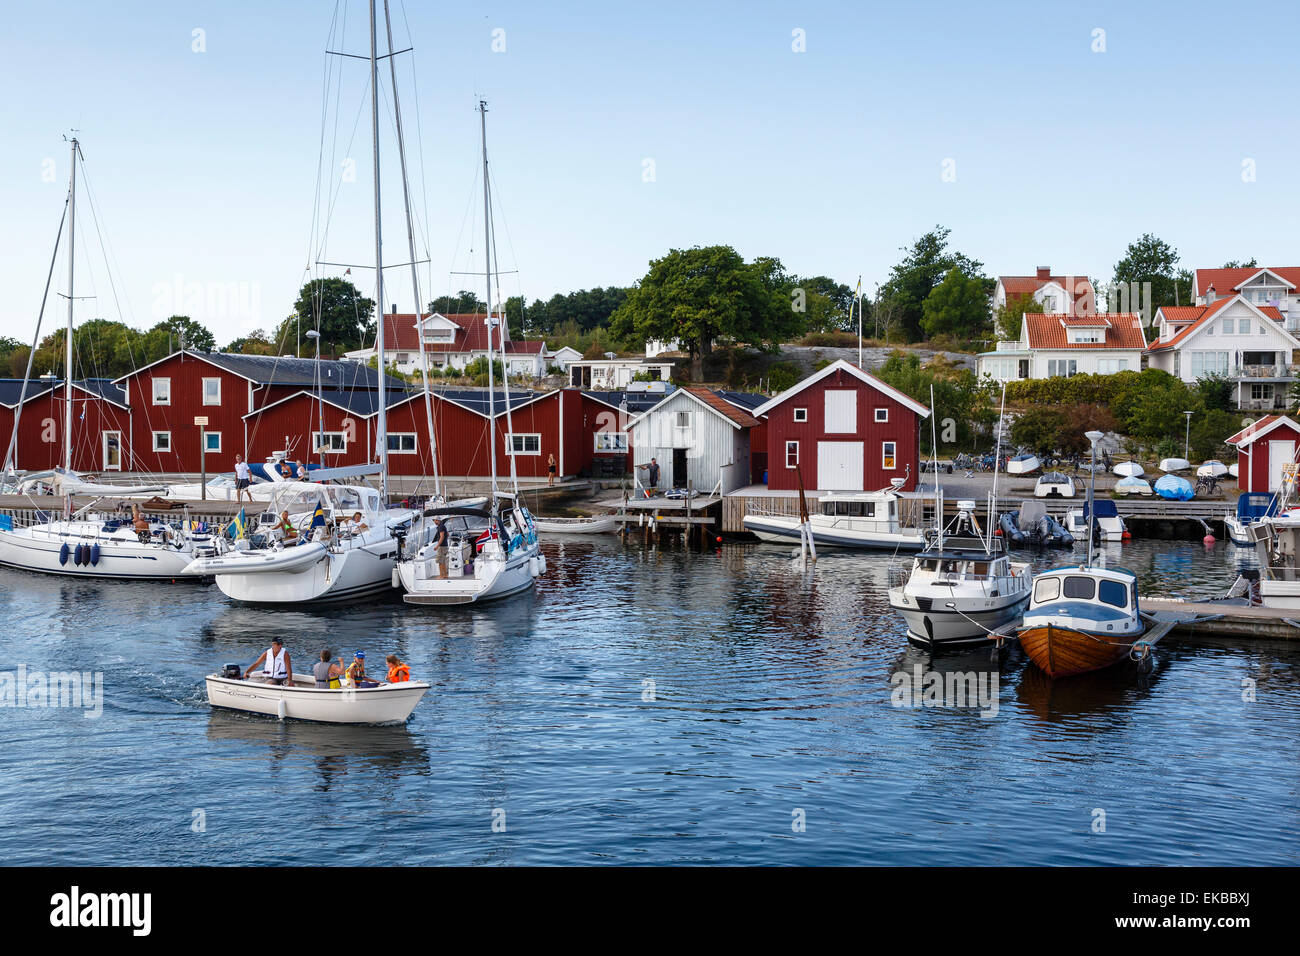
[228,507,247,540]
[309,499,326,535]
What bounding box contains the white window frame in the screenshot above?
[674,410,692,429]
[386,432,417,454]
[202,377,221,406]
[507,433,542,456]
[594,431,629,452]
[152,430,171,452]
[882,441,897,470]
[785,440,799,469]
[793,407,808,423]
[203,431,221,453]
[152,377,171,405]
[313,431,347,454]
[874,408,888,423]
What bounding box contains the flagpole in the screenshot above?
[856,276,863,369]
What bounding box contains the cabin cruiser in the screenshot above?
[743,481,927,551]
[888,501,1031,649]
[1034,472,1076,498]
[1064,499,1127,543]
[1225,492,1276,547]
[396,500,545,604]
[183,482,417,603]
[1018,565,1146,678]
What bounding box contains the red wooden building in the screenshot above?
[1227,415,1300,493]
[1,379,133,473]
[752,359,930,492]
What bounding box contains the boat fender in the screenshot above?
[72,543,82,566]
[529,556,540,577]
[59,542,69,566]
[90,543,101,566]
[539,554,547,575]
[392,567,401,588]
[276,698,287,720]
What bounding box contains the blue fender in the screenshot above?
[75,544,85,566]
[90,543,101,566]
[59,542,70,566]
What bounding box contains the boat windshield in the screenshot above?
[1098,579,1129,608]
[266,482,381,518]
[1062,576,1096,600]
[823,500,876,517]
[1033,577,1060,603]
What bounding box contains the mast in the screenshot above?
[930,384,941,551]
[479,100,498,500]
[988,383,1006,550]
[64,137,78,478]
[382,0,441,499]
[369,0,388,501]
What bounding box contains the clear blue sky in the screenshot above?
[1,0,1296,348]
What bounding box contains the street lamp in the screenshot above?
[306,329,323,468]
[1085,430,1104,568]
[1184,410,1193,461]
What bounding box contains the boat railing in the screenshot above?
[886,564,910,589]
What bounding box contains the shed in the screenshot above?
[1226,415,1300,493]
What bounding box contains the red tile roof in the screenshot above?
[684,387,760,428]
[377,312,543,355]
[1196,267,1300,297]
[1000,273,1095,305]
[1023,313,1145,350]
[1147,298,1284,351]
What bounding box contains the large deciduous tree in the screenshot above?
[283,277,376,356]
[877,226,989,342]
[921,268,992,340]
[1109,234,1193,323]
[994,292,1043,342]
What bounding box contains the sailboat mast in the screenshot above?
[369,0,388,501]
[480,100,498,498]
[931,384,941,550]
[64,137,77,476]
[988,383,1006,550]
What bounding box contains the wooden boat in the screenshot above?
[1018,566,1145,677]
[533,514,618,534]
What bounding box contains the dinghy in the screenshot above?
[1114,475,1152,496]
[532,514,618,534]
[1006,454,1039,475]
[1034,472,1076,498]
[1197,460,1229,478]
[1229,462,1239,479]
[1159,457,1191,473]
[1154,474,1195,501]
[206,666,429,725]
[1113,461,1144,478]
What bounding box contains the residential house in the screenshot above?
[567,357,674,390]
[1195,267,1300,332]
[977,312,1146,383]
[343,310,553,377]
[994,267,1095,316]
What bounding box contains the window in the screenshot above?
[1099,580,1129,609]
[1033,577,1060,603]
[387,433,417,454]
[793,407,808,422]
[882,441,897,469]
[507,433,541,455]
[1047,359,1078,377]
[674,411,692,429]
[1190,351,1229,378]
[594,432,629,452]
[1070,329,1101,343]
[203,431,221,453]
[202,377,221,405]
[1098,359,1130,374]
[874,408,888,423]
[152,431,171,452]
[313,431,347,453]
[785,440,799,468]
[152,377,171,405]
[1063,576,1097,600]
[1252,384,1273,401]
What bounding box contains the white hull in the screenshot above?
[1259,580,1300,609]
[212,541,400,604]
[1064,512,1126,542]
[398,542,544,605]
[1034,482,1075,498]
[0,522,207,580]
[1006,456,1039,475]
[206,674,429,724]
[743,513,926,551]
[532,516,618,534]
[889,587,1029,647]
[1224,515,1255,547]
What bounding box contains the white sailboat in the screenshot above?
[0,138,213,580]
[396,101,546,605]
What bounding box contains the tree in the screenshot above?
[1110,234,1193,324]
[794,276,855,332]
[1011,404,1117,456]
[921,267,991,341]
[610,245,803,380]
[428,290,487,316]
[1222,259,1258,269]
[283,277,376,357]
[876,226,989,342]
[994,292,1042,342]
[225,330,278,355]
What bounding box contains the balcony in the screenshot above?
[1232,364,1295,380]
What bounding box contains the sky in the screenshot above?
[1,0,1297,350]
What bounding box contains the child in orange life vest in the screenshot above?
[385,654,411,684]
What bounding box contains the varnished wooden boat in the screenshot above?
[1017,622,1132,678]
[1018,565,1145,679]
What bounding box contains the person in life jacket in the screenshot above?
[312,649,344,689]
[385,654,411,684]
[346,651,378,688]
[245,638,293,686]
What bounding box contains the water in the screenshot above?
[1,537,1297,865]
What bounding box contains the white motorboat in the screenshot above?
[397,501,545,605]
[1159,457,1191,473]
[1006,453,1039,475]
[1198,460,1229,478]
[184,482,416,603]
[888,502,1031,649]
[206,667,429,725]
[743,483,927,551]
[532,514,619,534]
[1229,462,1239,479]
[1064,498,1127,542]
[1034,472,1076,498]
[1225,492,1275,547]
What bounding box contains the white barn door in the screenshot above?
[1269,440,1294,491]
[818,441,863,491]
[824,390,857,433]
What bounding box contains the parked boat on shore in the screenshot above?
[1034,472,1076,498]
[1154,474,1195,500]
[1006,453,1039,475]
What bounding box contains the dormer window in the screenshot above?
[1069,328,1102,344]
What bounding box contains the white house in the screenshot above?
[343,310,552,377]
[977,312,1146,383]
[1146,295,1299,411]
[627,386,761,495]
[567,357,674,390]
[548,346,582,371]
[993,267,1095,316]
[1195,267,1300,331]
[645,338,682,358]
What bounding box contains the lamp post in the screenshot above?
[306,329,323,469]
[1184,410,1193,462]
[1085,429,1104,568]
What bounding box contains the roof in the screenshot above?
[1226,414,1300,448]
[1147,296,1289,352]
[1195,267,1300,297]
[114,349,406,390]
[714,390,768,412]
[243,387,413,420]
[751,358,932,418]
[627,386,762,431]
[0,378,56,408]
[0,378,127,409]
[999,273,1095,302]
[1023,313,1146,350]
[582,390,664,415]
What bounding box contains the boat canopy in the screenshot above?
[1085,499,1120,519]
[264,482,383,518]
[1237,492,1278,520]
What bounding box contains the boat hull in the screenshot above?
[0,526,204,580]
[212,543,399,604]
[205,675,429,724]
[398,546,541,605]
[889,588,1029,648]
[1017,623,1134,678]
[742,514,926,551]
[532,516,618,534]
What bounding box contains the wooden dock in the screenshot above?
[1142,597,1300,641]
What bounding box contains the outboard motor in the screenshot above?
[221,663,242,679]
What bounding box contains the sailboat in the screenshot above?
[182,0,420,603]
[395,101,546,605]
[0,138,214,580]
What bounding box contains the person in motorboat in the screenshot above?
[346,651,378,688]
[278,510,298,543]
[234,454,252,505]
[313,649,345,689]
[245,638,293,686]
[385,654,411,684]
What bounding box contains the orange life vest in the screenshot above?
[387,662,410,684]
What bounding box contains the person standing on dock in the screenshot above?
[547,453,557,487]
[639,458,660,497]
[234,455,252,505]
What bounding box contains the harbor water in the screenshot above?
[1,537,1296,865]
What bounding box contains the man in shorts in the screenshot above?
[234,454,252,505]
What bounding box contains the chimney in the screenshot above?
[1036,266,1051,280]
[1206,283,1216,303]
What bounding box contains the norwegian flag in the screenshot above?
[475,524,499,552]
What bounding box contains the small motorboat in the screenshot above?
[1000,500,1074,548]
[1114,476,1152,496]
[1006,454,1039,475]
[1159,457,1191,473]
[1064,498,1127,542]
[205,665,430,725]
[1113,461,1144,478]
[532,514,619,534]
[1017,565,1147,678]
[1154,474,1195,501]
[743,484,926,551]
[1034,472,1076,498]
[1224,492,1277,547]
[1198,460,1229,478]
